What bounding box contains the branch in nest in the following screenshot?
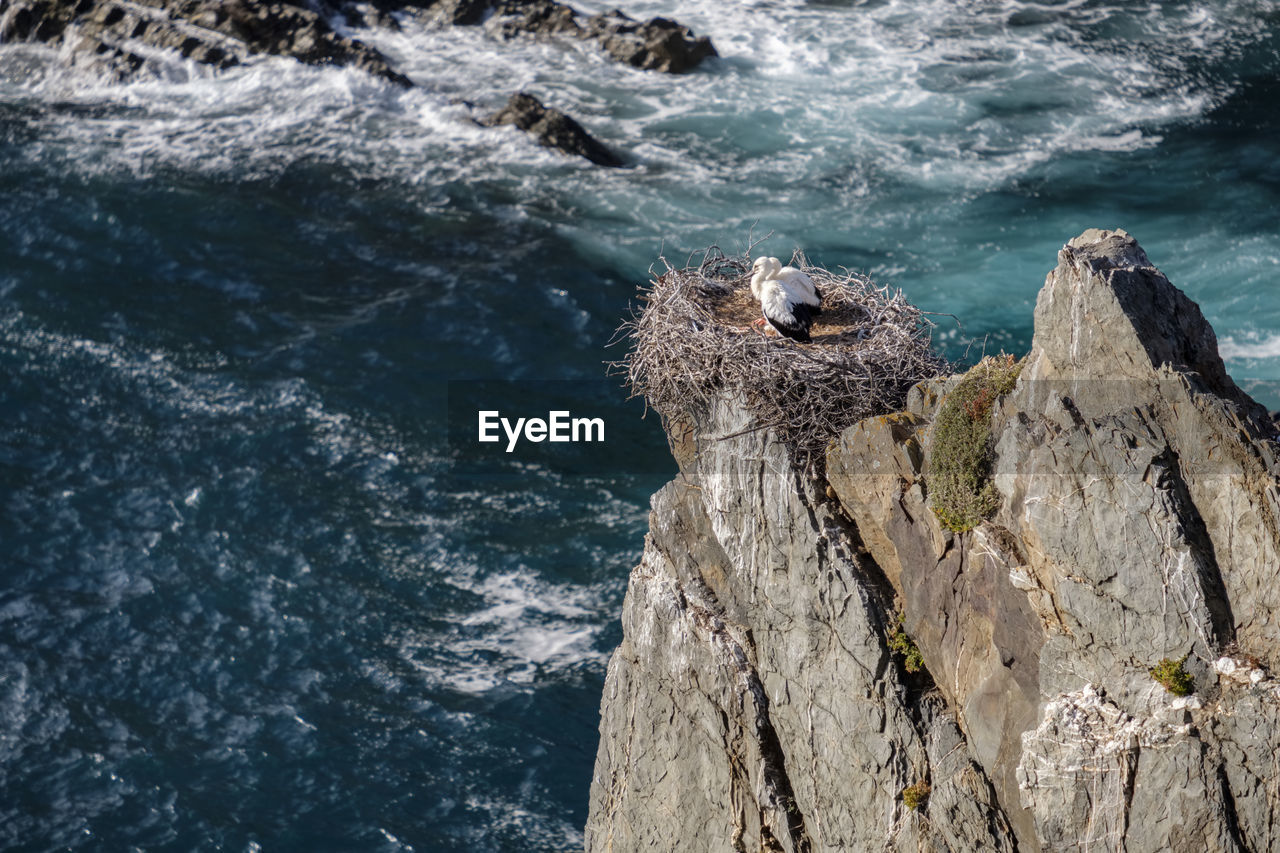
[611,249,950,466]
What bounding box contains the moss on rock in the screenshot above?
[1150,656,1195,696]
[929,353,1023,532]
[902,781,931,811]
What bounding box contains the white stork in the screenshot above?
[749,256,822,343]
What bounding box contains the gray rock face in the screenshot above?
[587,394,1016,851]
[1016,684,1241,853]
[482,92,622,166]
[591,229,1280,851]
[825,392,1044,848]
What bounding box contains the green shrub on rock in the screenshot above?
[1150,656,1194,696]
[902,781,931,811]
[888,613,925,674]
[929,353,1023,532]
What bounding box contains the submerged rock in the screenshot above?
[591,229,1280,851]
[483,92,622,167]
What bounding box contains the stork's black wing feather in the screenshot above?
[766,302,813,343]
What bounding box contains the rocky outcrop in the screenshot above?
[483,92,622,166]
[0,0,714,81]
[1,0,713,165]
[420,0,716,72]
[0,0,412,84]
[589,229,1280,851]
[580,10,716,73]
[588,394,1016,851]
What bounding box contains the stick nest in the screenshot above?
[616,248,949,464]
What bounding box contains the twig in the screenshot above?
[610,248,950,467]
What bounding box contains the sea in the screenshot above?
[1,0,1278,849]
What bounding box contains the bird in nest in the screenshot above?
[749,256,823,343]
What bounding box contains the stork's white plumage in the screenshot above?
[749,256,822,343]
[776,263,822,311]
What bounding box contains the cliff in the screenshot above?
[587,229,1280,851]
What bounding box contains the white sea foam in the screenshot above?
[1221,333,1280,362]
[2,0,1264,204]
[459,792,585,850]
[1,0,1268,320]
[400,567,614,695]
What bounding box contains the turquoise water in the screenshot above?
[1,1,1278,849]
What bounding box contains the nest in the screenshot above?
[616,248,949,465]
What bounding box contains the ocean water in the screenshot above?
[1,1,1278,849]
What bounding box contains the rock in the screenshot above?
[0,0,412,85]
[587,478,813,852]
[482,92,622,167]
[1016,229,1280,673]
[582,10,717,73]
[425,0,496,26]
[826,394,1044,847]
[594,228,1280,851]
[587,391,1017,850]
[1,0,77,44]
[485,0,580,39]
[824,228,1280,849]
[1,0,717,88]
[215,0,410,84]
[411,0,716,72]
[1017,685,1240,853]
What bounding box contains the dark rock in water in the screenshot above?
[217,1,410,84]
[486,0,580,40]
[582,10,717,73]
[1006,7,1060,27]
[401,0,715,72]
[335,2,403,31]
[0,0,714,89]
[426,0,495,26]
[1,0,700,167]
[483,92,622,167]
[0,0,412,86]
